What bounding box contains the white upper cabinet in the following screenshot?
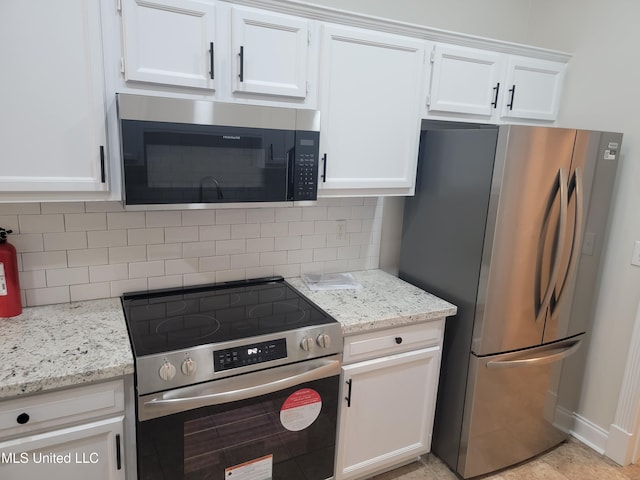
[120,0,217,91]
[318,24,428,196]
[428,44,504,117]
[500,55,566,121]
[0,0,108,197]
[230,6,310,98]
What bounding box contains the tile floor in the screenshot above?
[372,440,640,479]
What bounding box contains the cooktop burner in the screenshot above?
[122,276,335,357]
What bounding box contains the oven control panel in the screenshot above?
[214,338,287,371]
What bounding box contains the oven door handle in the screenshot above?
[139,355,341,421]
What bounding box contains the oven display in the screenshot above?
[214,338,287,371]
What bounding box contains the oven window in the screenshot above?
[122,120,294,205]
[137,376,339,480]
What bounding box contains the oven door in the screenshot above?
[121,120,295,206]
[136,355,341,480]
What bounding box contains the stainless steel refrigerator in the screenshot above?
[398,122,621,478]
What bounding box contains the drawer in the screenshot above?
[343,319,444,364]
[0,379,124,440]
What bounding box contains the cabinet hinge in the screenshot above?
[116,0,122,13]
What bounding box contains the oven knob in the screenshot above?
[181,357,197,376]
[300,336,315,351]
[317,334,331,349]
[159,360,176,381]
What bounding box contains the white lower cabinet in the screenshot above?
[0,380,126,480]
[335,321,443,480]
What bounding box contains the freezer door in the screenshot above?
[458,337,582,479]
[473,126,577,355]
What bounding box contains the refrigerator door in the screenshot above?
[544,130,622,343]
[458,337,582,479]
[473,126,577,355]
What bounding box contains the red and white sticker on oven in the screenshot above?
[280,388,322,431]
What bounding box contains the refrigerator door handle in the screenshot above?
[536,168,569,324]
[486,338,581,369]
[553,167,585,307]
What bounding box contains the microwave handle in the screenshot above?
[286,146,295,200]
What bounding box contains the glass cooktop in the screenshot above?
[121,276,335,357]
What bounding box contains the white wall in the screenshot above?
[526,0,640,439]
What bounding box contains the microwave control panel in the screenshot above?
[292,131,320,200]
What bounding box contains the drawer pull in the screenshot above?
[345,379,353,407]
[395,337,403,344]
[16,413,30,424]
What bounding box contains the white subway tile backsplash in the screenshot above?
[183,241,217,258]
[146,211,182,227]
[107,212,145,230]
[198,255,230,272]
[19,214,64,233]
[247,208,274,223]
[44,232,87,251]
[22,251,67,271]
[70,282,111,302]
[46,267,90,287]
[129,261,165,279]
[11,234,44,253]
[216,209,246,225]
[68,248,109,267]
[0,203,40,215]
[109,245,147,264]
[26,286,70,306]
[147,243,182,261]
[0,215,20,232]
[165,226,199,243]
[19,270,46,290]
[148,275,183,290]
[7,199,382,307]
[41,202,85,214]
[166,258,199,275]
[65,213,107,231]
[88,230,127,248]
[128,228,164,245]
[89,263,128,283]
[247,237,274,253]
[111,278,148,297]
[274,236,301,251]
[230,253,260,269]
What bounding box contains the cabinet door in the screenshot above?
[335,347,441,480]
[0,0,107,194]
[120,0,217,90]
[428,44,504,117]
[501,56,566,121]
[318,25,427,196]
[231,7,309,98]
[0,416,125,480]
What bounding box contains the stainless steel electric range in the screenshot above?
[121,276,343,480]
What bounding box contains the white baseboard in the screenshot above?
[605,424,635,466]
[570,413,608,454]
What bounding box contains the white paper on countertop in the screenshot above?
[301,273,361,291]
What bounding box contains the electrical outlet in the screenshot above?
[632,240,640,267]
[336,220,346,241]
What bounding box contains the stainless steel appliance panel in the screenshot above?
[473,126,577,355]
[458,338,581,478]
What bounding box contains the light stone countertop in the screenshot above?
[0,298,134,400]
[287,269,457,335]
[0,270,455,401]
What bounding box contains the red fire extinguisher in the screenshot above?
[0,228,22,318]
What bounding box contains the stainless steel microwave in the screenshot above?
[117,94,320,208]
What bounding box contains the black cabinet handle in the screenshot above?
[209,42,215,80]
[321,153,327,182]
[116,434,122,470]
[16,413,30,424]
[99,145,106,183]
[395,337,403,344]
[238,46,244,82]
[507,84,516,110]
[491,82,500,108]
[345,379,353,407]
